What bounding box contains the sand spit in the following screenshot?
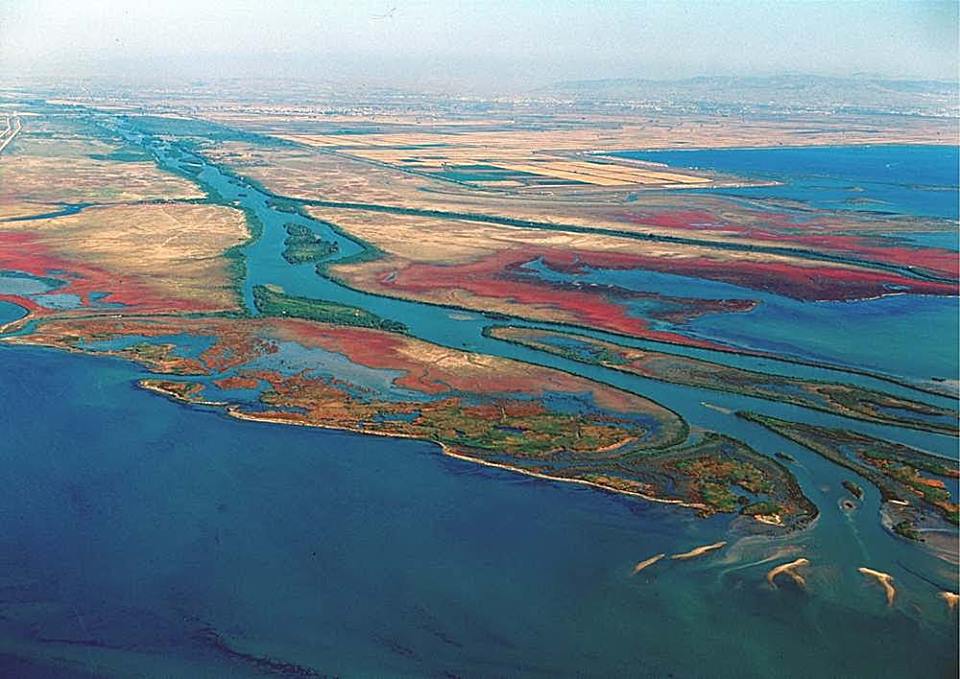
[767,558,810,588]
[938,591,958,612]
[138,379,227,407]
[632,553,666,575]
[858,567,896,606]
[671,541,727,560]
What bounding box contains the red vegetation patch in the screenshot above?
[617,209,960,281]
[378,243,953,346]
[274,318,621,399]
[276,320,408,361]
[273,321,462,393]
[0,294,41,313]
[214,375,263,390]
[382,249,718,346]
[624,210,727,231]
[576,252,955,301]
[774,234,959,280]
[0,232,220,315]
[533,247,954,301]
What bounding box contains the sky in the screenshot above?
[1,0,957,91]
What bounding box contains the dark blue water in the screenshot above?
[0,299,26,321]
[613,145,960,220]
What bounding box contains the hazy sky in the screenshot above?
[1,0,957,90]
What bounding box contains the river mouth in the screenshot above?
[0,107,955,678]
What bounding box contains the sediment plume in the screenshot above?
[767,558,810,588]
[632,553,666,575]
[671,541,727,560]
[858,567,896,606]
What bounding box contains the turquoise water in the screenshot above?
[0,272,63,296]
[0,114,957,677]
[520,145,960,384]
[612,145,960,219]
[521,259,959,381]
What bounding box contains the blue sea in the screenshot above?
[0,342,955,678]
[612,145,960,220]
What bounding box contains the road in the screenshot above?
[0,114,22,156]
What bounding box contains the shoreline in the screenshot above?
[227,404,712,512]
[0,319,830,534]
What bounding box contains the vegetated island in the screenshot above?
[281,222,339,265]
[252,284,407,333]
[842,480,865,500]
[8,310,817,531]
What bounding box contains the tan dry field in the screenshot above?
[203,108,955,195]
[211,109,955,150]
[271,128,718,188]
[1,202,248,312]
[205,139,948,262]
[0,116,204,221]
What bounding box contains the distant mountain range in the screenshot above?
[544,74,959,116]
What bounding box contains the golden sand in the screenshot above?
[858,567,896,606]
[767,558,810,588]
[671,541,727,560]
[632,553,666,575]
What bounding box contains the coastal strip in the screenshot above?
[430,448,711,511]
[219,404,710,511]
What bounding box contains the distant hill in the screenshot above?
[544,74,959,117]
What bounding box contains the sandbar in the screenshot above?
[767,558,810,588]
[858,567,896,606]
[671,541,727,560]
[632,553,666,575]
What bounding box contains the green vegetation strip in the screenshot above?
[252,285,407,333]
